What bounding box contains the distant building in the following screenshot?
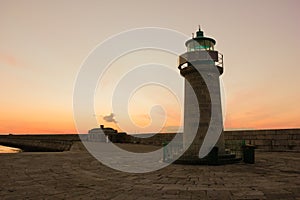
[88,125,117,142]
[88,125,127,143]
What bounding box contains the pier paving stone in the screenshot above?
[0,146,299,199]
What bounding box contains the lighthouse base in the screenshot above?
[173,147,242,165]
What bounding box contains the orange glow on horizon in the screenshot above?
[1,1,299,134]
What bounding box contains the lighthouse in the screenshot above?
[176,27,233,164]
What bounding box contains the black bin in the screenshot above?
[243,145,255,164]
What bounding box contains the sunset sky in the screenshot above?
[0,0,299,134]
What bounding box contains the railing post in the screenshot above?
[162,142,167,162]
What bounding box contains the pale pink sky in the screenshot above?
[0,0,299,133]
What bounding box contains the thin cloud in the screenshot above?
[103,113,117,123]
[0,53,24,68]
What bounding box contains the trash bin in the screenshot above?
[242,145,255,164]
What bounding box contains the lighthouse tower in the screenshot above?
[177,27,229,164]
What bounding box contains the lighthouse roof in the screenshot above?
[185,27,216,47]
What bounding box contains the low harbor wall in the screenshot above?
[115,129,300,152]
[225,129,300,151]
[0,134,84,152]
[0,129,299,152]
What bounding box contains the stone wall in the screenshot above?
[110,129,300,152]
[120,133,181,146]
[0,129,299,152]
[0,134,84,152]
[224,129,300,151]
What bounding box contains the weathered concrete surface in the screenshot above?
[0,145,299,199]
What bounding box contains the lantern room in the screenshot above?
[185,27,216,52]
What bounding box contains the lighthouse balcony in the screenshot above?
[178,51,223,74]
